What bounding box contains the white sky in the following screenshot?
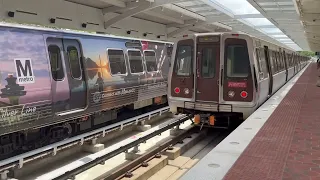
[211,0,302,51]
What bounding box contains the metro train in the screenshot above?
[0,23,173,158]
[168,32,309,127]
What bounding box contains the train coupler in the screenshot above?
[194,114,216,128]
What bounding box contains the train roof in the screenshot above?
[178,32,297,53]
[0,21,173,44]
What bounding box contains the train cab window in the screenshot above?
[67,46,82,79]
[108,49,127,75]
[128,50,144,73]
[175,45,193,76]
[48,45,64,81]
[201,47,216,78]
[225,39,250,78]
[144,51,157,72]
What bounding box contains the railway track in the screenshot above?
[0,106,171,179]
[102,129,230,180]
[2,109,234,180]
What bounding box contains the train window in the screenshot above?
[67,46,82,79]
[271,51,277,73]
[274,52,280,72]
[128,50,144,73]
[278,52,284,70]
[48,45,64,81]
[290,53,293,67]
[268,50,275,74]
[255,48,263,73]
[175,45,193,76]
[201,47,216,78]
[144,51,157,72]
[225,39,250,78]
[167,45,173,59]
[259,48,268,78]
[108,49,127,75]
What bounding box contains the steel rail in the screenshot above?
[0,106,170,172]
[51,115,190,180]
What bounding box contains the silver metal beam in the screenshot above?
[143,11,184,24]
[100,0,126,7]
[167,21,232,37]
[104,0,184,28]
[167,22,208,37]
[199,0,234,18]
[163,4,206,21]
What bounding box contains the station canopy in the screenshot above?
[0,0,312,51]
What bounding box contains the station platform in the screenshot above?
[180,62,320,180]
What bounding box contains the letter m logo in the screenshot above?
[14,58,35,84]
[15,59,33,77]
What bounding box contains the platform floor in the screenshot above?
[224,63,320,180]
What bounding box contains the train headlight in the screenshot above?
[228,91,235,98]
[184,88,190,94]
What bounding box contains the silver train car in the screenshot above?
[0,23,173,159]
[168,32,309,127]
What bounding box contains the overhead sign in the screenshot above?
[14,58,35,84]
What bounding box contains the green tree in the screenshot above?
[297,51,315,57]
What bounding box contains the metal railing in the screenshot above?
[0,106,170,172]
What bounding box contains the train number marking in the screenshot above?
[14,58,35,84]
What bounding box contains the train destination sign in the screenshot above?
[227,81,247,88]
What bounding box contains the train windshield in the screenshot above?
[174,39,193,76]
[225,39,250,78]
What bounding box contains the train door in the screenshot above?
[195,38,220,102]
[47,37,87,114]
[264,46,273,96]
[62,39,87,110]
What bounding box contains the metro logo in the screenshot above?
[14,58,35,84]
[228,81,247,88]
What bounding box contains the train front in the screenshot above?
[168,33,258,128]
